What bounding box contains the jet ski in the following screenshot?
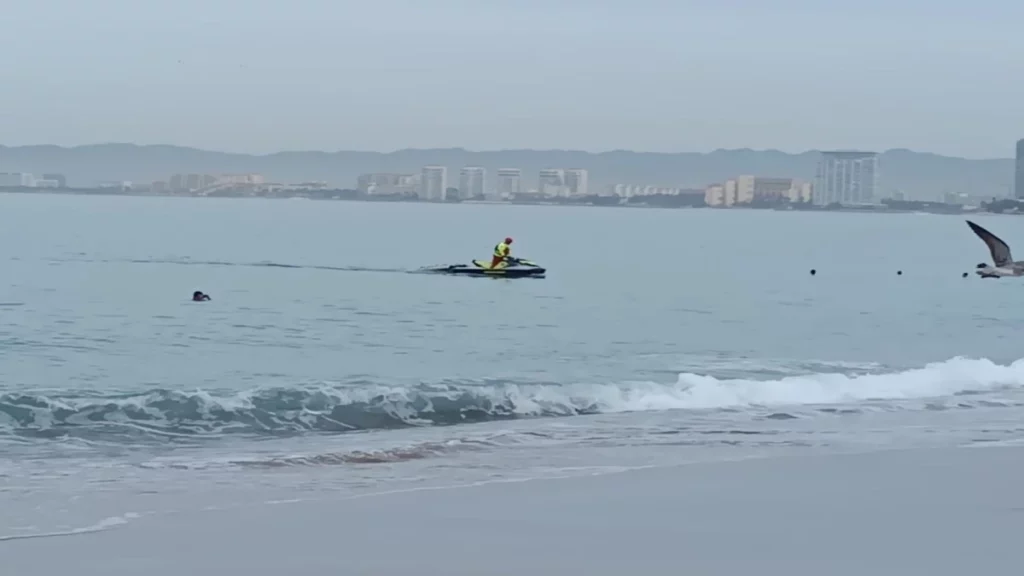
[423,257,546,278]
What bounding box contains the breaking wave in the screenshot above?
[2,356,1023,442]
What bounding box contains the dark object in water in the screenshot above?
[422,257,545,278]
[192,291,211,301]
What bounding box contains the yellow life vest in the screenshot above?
[494,242,510,257]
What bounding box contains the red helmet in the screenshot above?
[505,237,513,244]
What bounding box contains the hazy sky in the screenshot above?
[2,0,1022,157]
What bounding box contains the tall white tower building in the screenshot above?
[419,166,448,201]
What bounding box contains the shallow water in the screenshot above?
[2,194,1023,539]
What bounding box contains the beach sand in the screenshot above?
[4,445,1023,576]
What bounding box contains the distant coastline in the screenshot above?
[0,185,994,216]
[0,143,1015,200]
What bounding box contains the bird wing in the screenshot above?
[967,220,1012,267]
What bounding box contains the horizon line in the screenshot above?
[0,142,1013,161]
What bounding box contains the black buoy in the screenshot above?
[962,272,968,278]
[809,269,816,276]
[897,270,902,275]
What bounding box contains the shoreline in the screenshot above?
[3,444,1021,575]
[0,189,986,216]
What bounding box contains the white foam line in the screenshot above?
[964,437,1024,449]
[268,445,968,509]
[0,513,139,543]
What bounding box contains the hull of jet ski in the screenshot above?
[425,259,546,278]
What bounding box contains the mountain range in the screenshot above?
[0,144,1015,198]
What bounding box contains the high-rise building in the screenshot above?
[564,169,589,197]
[0,172,34,187]
[419,166,448,201]
[736,175,755,204]
[704,184,725,206]
[723,179,738,205]
[813,151,878,205]
[169,174,185,191]
[791,182,813,203]
[538,169,566,196]
[42,173,67,188]
[496,168,522,197]
[1015,139,1024,199]
[459,166,486,199]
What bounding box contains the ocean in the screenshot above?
[2,193,1024,574]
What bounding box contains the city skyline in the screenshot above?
[358,165,813,206]
[0,154,1006,214]
[0,142,1019,202]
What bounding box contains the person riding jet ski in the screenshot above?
[491,237,513,269]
